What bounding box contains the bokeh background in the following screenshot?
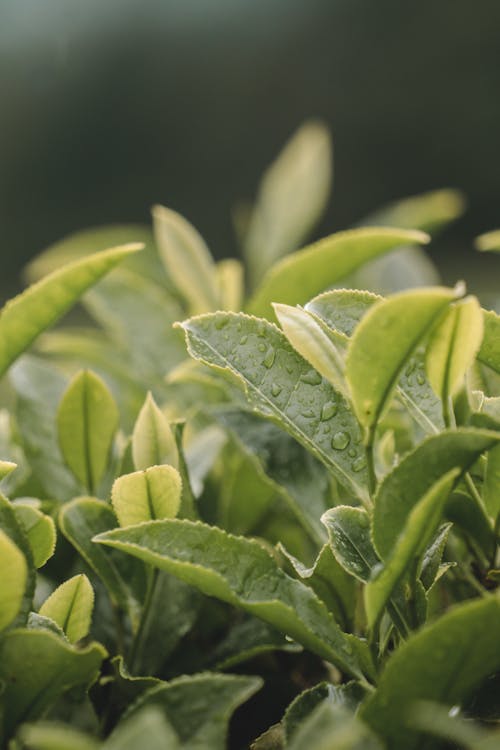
[2,0,500,297]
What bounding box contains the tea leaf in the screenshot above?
[216,258,244,311]
[476,229,500,252]
[210,617,300,670]
[364,468,459,628]
[247,228,429,318]
[426,296,484,408]
[322,506,379,583]
[0,629,105,743]
[57,370,118,493]
[273,303,347,396]
[420,523,453,591]
[478,309,500,375]
[95,519,365,678]
[361,596,500,750]
[305,289,380,339]
[105,707,180,750]
[177,312,369,503]
[0,459,17,479]
[284,682,368,742]
[484,443,500,518]
[0,244,142,380]
[362,188,466,234]
[372,428,500,560]
[121,673,262,749]
[19,722,99,750]
[39,574,94,643]
[132,392,178,471]
[346,286,459,437]
[244,120,332,287]
[13,504,56,568]
[0,529,27,632]
[112,465,182,527]
[152,205,220,314]
[0,492,35,625]
[288,702,383,750]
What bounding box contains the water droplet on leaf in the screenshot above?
[263,347,276,369]
[301,369,322,385]
[331,431,350,450]
[321,401,338,421]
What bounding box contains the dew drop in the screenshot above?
[240,335,248,345]
[405,361,416,376]
[352,456,366,472]
[286,364,294,374]
[321,401,338,421]
[258,343,266,352]
[263,347,276,369]
[416,372,425,385]
[214,313,229,330]
[257,321,266,337]
[271,383,282,397]
[301,369,322,385]
[348,448,356,457]
[331,431,350,450]
[301,409,316,418]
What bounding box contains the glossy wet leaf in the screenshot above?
[57,369,119,493]
[152,204,220,314]
[95,518,365,678]
[284,682,367,742]
[361,596,500,750]
[210,617,300,670]
[288,702,383,750]
[372,428,499,560]
[13,504,56,568]
[273,303,347,396]
[0,529,27,631]
[364,468,459,629]
[0,244,141,380]
[426,296,484,405]
[244,120,332,288]
[132,392,178,471]
[112,465,182,527]
[420,523,452,590]
[121,672,262,749]
[346,286,458,437]
[39,574,94,643]
[247,228,429,318]
[0,629,105,744]
[322,506,379,583]
[305,289,380,339]
[178,312,369,503]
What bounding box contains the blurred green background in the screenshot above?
[1,0,500,296]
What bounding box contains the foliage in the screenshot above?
[1,122,500,749]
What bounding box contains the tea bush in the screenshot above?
[1,123,499,749]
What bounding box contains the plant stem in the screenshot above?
[128,566,158,674]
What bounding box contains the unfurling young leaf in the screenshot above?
[0,529,27,632]
[57,369,119,493]
[39,573,94,643]
[132,392,178,471]
[111,465,182,527]
[13,504,56,568]
[0,460,17,480]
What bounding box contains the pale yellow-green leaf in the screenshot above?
[475,229,500,252]
[39,574,94,643]
[426,296,484,406]
[57,369,119,493]
[0,244,142,380]
[0,529,27,632]
[112,465,182,527]
[346,286,460,437]
[132,392,178,471]
[363,188,466,234]
[152,205,220,314]
[244,120,332,287]
[13,504,56,568]
[216,258,244,312]
[0,460,17,480]
[273,303,347,397]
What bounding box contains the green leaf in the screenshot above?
[0,459,17,480]
[244,120,332,288]
[120,672,262,749]
[322,506,379,583]
[426,296,484,407]
[152,205,220,314]
[288,702,383,750]
[246,228,429,318]
[361,596,500,750]
[104,706,180,750]
[284,682,367,742]
[39,574,94,643]
[478,309,500,375]
[95,519,365,678]
[57,369,119,494]
[177,312,369,503]
[13,504,56,568]
[364,468,459,629]
[346,286,460,437]
[59,497,136,617]
[0,244,142,380]
[0,629,105,744]
[19,722,99,750]
[111,465,182,527]
[0,529,27,631]
[215,258,244,312]
[132,392,178,471]
[210,617,300,670]
[420,523,453,590]
[475,229,500,252]
[0,492,35,625]
[361,188,466,234]
[305,289,380,339]
[372,428,500,560]
[484,443,500,519]
[273,303,347,396]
